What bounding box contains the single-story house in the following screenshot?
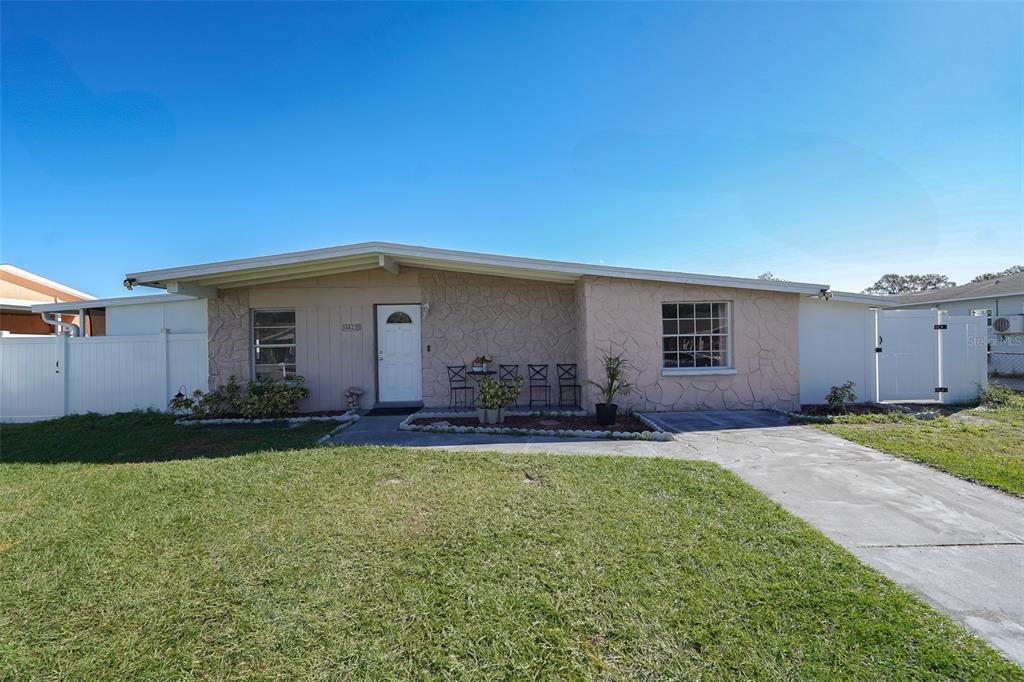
[0,264,97,335]
[114,242,890,412]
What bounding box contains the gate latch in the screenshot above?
[934,324,948,330]
[935,387,949,393]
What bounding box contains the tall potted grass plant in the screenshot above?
[589,349,634,426]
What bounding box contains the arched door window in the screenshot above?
[386,311,413,324]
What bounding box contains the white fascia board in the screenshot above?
[126,241,830,295]
[0,264,95,300]
[32,293,197,313]
[0,297,43,310]
[818,291,895,306]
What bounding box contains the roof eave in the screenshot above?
[126,242,828,296]
[0,264,96,300]
[32,293,198,313]
[823,291,894,306]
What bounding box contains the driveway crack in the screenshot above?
[853,541,1024,549]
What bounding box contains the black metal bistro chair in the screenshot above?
[527,364,550,408]
[498,364,521,406]
[557,364,582,408]
[447,365,475,409]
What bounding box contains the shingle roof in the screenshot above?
[892,272,1024,306]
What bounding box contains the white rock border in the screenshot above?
[398,410,674,442]
[176,410,361,427]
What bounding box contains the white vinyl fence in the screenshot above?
[800,300,988,405]
[0,331,207,423]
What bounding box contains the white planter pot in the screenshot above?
[477,408,504,425]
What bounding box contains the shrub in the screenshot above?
[477,376,523,410]
[980,384,1023,410]
[169,375,309,419]
[194,376,243,418]
[825,380,857,412]
[237,376,309,419]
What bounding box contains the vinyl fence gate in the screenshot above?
[873,309,987,404]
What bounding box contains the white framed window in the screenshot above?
[252,309,296,380]
[662,302,731,369]
[970,309,993,327]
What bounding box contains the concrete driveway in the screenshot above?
[331,410,1024,665]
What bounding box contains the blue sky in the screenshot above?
[2,2,1021,297]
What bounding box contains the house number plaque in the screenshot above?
[342,323,362,331]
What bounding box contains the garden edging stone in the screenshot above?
[398,410,674,441]
[176,410,361,427]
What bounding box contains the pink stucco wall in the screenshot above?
[209,267,578,410]
[207,266,798,412]
[208,288,251,388]
[577,276,800,411]
[420,270,577,407]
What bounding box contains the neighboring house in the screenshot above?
[0,264,97,335]
[121,242,892,411]
[888,273,1024,321]
[888,274,1024,375]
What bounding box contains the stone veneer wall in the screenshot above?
[577,276,799,411]
[207,289,251,387]
[420,270,578,407]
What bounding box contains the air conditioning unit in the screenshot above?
[992,315,1024,334]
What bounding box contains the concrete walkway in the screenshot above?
[331,410,1024,665]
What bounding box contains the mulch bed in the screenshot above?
[797,404,897,417]
[411,414,653,433]
[180,410,350,422]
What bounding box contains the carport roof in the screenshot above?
[125,241,833,296]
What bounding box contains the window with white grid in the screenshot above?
[661,302,731,369]
[252,309,296,380]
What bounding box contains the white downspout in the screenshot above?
[40,312,80,336]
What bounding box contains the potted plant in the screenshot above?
[589,349,634,426]
[476,375,522,424]
[471,355,492,373]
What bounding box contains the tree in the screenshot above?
[970,265,1024,283]
[862,273,955,296]
[756,271,782,281]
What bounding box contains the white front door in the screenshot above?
[376,304,423,402]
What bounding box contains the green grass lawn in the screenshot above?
[0,411,339,464]
[816,389,1024,498]
[1,419,1019,679]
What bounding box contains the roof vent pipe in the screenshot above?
[40,312,80,337]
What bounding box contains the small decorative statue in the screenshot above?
[345,386,364,410]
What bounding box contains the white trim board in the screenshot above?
[32,293,197,313]
[126,241,832,296]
